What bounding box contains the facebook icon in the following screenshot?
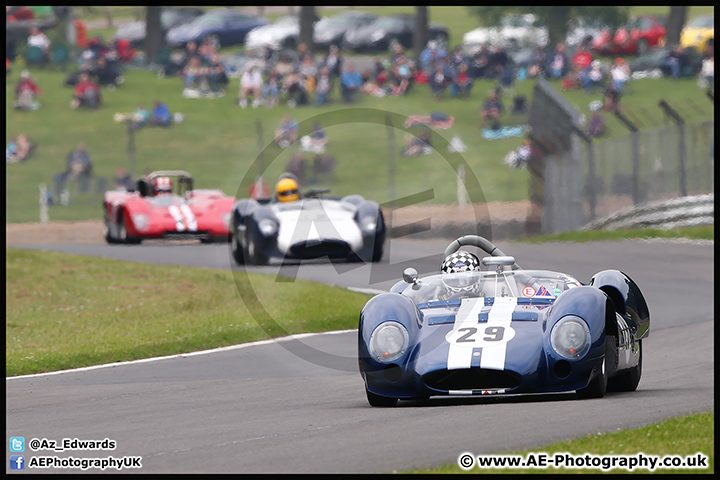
[10,455,25,470]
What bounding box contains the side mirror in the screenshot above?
[402,267,418,284]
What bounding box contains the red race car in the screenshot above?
[103,170,235,244]
[592,16,666,56]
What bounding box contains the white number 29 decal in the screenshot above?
[446,326,516,348]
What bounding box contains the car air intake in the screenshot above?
[423,369,522,391]
[289,240,351,259]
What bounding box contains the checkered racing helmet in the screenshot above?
[441,250,481,274]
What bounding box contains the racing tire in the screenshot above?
[231,229,246,265]
[117,210,142,245]
[104,219,120,244]
[607,339,642,392]
[244,221,269,266]
[371,241,384,263]
[576,335,614,399]
[366,389,398,407]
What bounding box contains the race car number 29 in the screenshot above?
[446,326,516,348]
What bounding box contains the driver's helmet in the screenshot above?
[441,250,481,274]
[276,177,300,202]
[153,176,173,195]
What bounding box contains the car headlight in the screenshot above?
[131,213,149,232]
[258,218,278,236]
[369,321,409,363]
[550,315,591,360]
[360,214,377,232]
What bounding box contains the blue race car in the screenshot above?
[358,235,649,407]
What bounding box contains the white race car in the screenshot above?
[231,176,385,265]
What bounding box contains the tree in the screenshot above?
[299,6,318,52]
[413,6,429,63]
[144,6,163,64]
[467,6,630,47]
[665,6,687,48]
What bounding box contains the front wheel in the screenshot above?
[244,222,269,266]
[576,335,614,399]
[366,389,398,407]
[231,228,246,265]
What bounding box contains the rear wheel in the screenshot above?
[576,335,614,399]
[608,339,642,392]
[366,388,398,407]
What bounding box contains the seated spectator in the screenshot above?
[283,69,309,107]
[468,46,490,80]
[14,70,42,110]
[450,63,472,98]
[54,141,93,195]
[275,114,299,148]
[205,53,228,96]
[340,62,362,104]
[587,110,606,138]
[401,130,432,157]
[610,57,630,93]
[602,83,621,113]
[301,121,328,154]
[428,63,449,100]
[151,100,172,127]
[299,55,318,93]
[262,68,281,108]
[182,56,207,97]
[131,103,149,130]
[374,60,389,86]
[93,56,122,89]
[285,152,307,185]
[198,36,218,64]
[71,73,102,109]
[6,133,35,164]
[511,95,527,116]
[296,42,312,64]
[661,45,682,79]
[322,44,343,78]
[548,43,568,80]
[360,77,387,97]
[314,66,332,106]
[312,154,337,183]
[480,89,503,128]
[114,167,134,191]
[238,65,263,108]
[114,38,135,64]
[26,27,51,65]
[584,60,604,92]
[163,40,200,77]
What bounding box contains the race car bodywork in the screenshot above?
[359,235,649,406]
[230,188,385,265]
[103,170,234,244]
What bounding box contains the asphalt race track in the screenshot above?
[6,238,715,473]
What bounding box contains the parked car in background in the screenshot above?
[343,14,449,52]
[629,46,704,78]
[313,10,378,50]
[593,15,666,56]
[113,7,204,48]
[166,8,269,49]
[680,14,714,54]
[244,15,303,52]
[463,14,548,51]
[565,16,610,49]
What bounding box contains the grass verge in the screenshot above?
[415,410,714,474]
[5,247,370,377]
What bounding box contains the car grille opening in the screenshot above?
[289,240,351,259]
[423,369,522,392]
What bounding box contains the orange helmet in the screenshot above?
[276,177,299,202]
[153,176,173,194]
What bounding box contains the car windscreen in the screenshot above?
[401,270,583,304]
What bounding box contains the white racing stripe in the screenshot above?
[479,297,517,371]
[447,299,485,370]
[168,205,185,231]
[180,204,198,231]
